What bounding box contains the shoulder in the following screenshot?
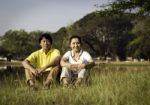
[50,49,61,56]
[64,51,71,54]
[30,49,41,56]
[82,50,93,59]
[63,51,71,58]
[82,51,91,55]
[51,49,60,53]
[64,51,71,55]
[26,49,40,60]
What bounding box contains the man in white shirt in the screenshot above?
[60,36,94,87]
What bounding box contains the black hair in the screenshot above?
[69,35,82,44]
[39,33,53,44]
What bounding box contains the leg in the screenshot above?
[62,77,70,87]
[25,69,38,90]
[44,66,61,88]
[85,71,92,86]
[75,69,90,86]
[60,67,71,86]
[25,69,34,85]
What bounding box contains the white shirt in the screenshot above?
[63,50,92,64]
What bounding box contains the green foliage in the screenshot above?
[106,0,150,16]
[127,17,150,59]
[69,12,133,60]
[0,0,150,60]
[0,11,134,60]
[52,27,69,54]
[1,30,29,58]
[0,30,43,60]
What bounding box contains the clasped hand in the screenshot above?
[32,68,45,77]
[67,63,86,71]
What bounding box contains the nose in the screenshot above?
[44,40,49,44]
[74,43,78,47]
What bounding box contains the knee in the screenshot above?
[53,65,61,71]
[62,67,69,71]
[62,77,69,86]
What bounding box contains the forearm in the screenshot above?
[85,61,95,69]
[22,60,36,72]
[60,60,70,68]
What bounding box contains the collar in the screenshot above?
[71,49,83,57]
[40,48,53,54]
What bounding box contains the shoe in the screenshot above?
[27,80,38,91]
[29,84,38,91]
[75,78,83,87]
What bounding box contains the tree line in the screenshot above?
[0,0,150,61]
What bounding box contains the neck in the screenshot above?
[43,49,50,54]
[73,50,80,54]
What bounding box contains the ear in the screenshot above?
[40,42,42,47]
[69,43,72,48]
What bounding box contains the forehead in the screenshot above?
[41,37,49,41]
[70,38,80,43]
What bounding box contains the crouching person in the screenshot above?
[60,36,94,87]
[22,33,61,90]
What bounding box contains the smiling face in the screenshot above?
[40,37,51,52]
[70,38,81,52]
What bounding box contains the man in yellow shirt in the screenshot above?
[22,33,61,90]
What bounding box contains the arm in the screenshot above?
[60,51,94,70]
[60,57,77,70]
[60,57,71,68]
[61,57,85,70]
[39,56,61,72]
[77,51,95,70]
[22,60,38,75]
[77,59,95,70]
[83,60,95,69]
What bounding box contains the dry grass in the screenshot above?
[0,64,150,105]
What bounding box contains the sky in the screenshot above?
[0,0,112,35]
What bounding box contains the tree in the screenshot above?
[106,0,150,16]
[52,27,68,54]
[70,12,133,60]
[1,30,29,59]
[0,30,44,60]
[127,17,150,59]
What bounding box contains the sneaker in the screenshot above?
[27,80,38,91]
[75,78,83,87]
[29,84,38,91]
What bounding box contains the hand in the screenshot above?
[31,69,39,76]
[37,68,45,77]
[66,64,85,71]
[77,64,86,70]
[69,64,79,71]
[37,68,44,74]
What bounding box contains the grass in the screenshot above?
[0,64,150,105]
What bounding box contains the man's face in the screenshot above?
[70,38,81,52]
[40,37,51,51]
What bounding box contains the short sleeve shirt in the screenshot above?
[26,48,60,70]
[63,50,92,64]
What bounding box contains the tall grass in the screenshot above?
[0,65,150,105]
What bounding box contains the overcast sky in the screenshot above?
[0,0,111,35]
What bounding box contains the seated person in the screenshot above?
[60,35,94,87]
[22,33,61,90]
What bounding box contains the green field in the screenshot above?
[0,63,150,105]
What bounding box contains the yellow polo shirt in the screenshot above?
[26,48,60,71]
